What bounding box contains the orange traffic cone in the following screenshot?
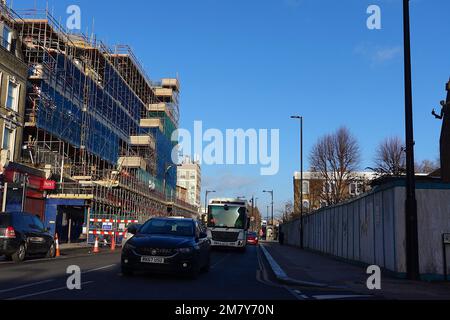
[93,237,100,253]
[55,233,60,257]
[111,235,116,251]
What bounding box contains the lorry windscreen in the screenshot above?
[207,205,246,229]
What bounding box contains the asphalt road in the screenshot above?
[0,245,300,300]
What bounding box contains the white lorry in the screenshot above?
[206,198,250,250]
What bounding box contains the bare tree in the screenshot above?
[416,159,439,174]
[369,136,406,176]
[309,127,361,205]
[278,201,294,222]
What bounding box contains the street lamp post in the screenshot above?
[291,115,304,249]
[263,190,273,225]
[403,0,419,280]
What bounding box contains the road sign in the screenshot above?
[102,222,113,231]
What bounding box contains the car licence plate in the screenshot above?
[140,256,164,264]
[214,241,234,246]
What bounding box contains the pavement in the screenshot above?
[260,241,450,300]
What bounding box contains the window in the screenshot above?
[349,183,357,195]
[2,125,15,159]
[2,25,11,51]
[6,78,20,111]
[323,181,334,194]
[302,200,310,209]
[32,216,45,232]
[349,182,363,196]
[302,181,309,194]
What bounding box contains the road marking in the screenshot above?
[211,254,231,269]
[0,280,55,294]
[6,281,94,300]
[82,264,116,274]
[312,294,372,300]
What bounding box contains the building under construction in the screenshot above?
[2,6,197,243]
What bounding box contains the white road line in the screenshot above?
[6,281,94,300]
[82,264,117,274]
[0,280,55,294]
[312,294,372,300]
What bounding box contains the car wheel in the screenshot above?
[121,265,134,276]
[46,243,56,258]
[12,243,26,263]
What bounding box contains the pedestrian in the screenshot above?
[279,229,284,245]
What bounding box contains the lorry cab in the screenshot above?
[206,198,250,250]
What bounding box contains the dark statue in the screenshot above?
[432,79,450,182]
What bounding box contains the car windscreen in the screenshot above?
[139,219,194,237]
[207,205,246,229]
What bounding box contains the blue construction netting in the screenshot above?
[151,128,177,192]
[35,52,146,165]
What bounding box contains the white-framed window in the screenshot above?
[302,181,309,194]
[6,77,20,111]
[349,182,363,196]
[2,24,12,51]
[323,181,334,194]
[2,124,15,160]
[302,200,310,210]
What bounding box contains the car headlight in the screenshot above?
[176,247,193,254]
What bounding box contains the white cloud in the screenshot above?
[203,172,262,195]
[283,0,302,8]
[354,42,402,65]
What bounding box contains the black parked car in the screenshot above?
[0,212,55,262]
[121,217,211,278]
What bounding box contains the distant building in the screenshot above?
[293,171,377,213]
[176,185,188,203]
[176,156,201,208]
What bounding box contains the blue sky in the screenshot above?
[11,0,450,216]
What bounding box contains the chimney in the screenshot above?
[440,79,450,182]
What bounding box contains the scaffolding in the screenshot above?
[1,5,198,243]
